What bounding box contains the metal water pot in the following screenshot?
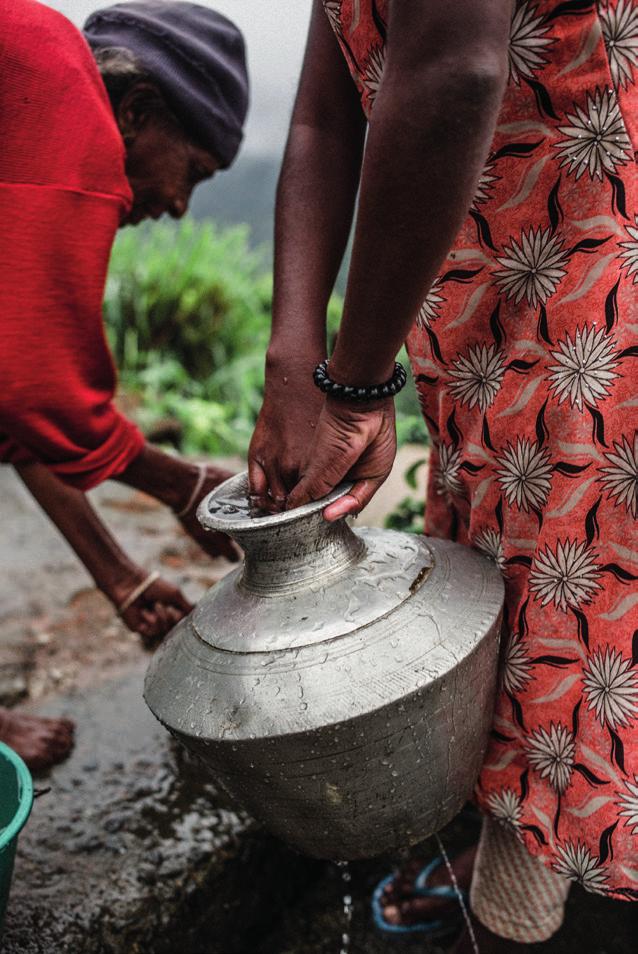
[144,472,504,860]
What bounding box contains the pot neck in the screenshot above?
[234,512,365,594]
[197,472,365,595]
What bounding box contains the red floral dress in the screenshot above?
[324,0,638,900]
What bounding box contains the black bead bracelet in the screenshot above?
[313,360,408,402]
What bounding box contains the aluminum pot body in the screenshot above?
[144,474,504,860]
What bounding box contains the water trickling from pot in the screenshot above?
[435,832,480,954]
[335,861,353,954]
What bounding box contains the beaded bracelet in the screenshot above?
[313,360,407,402]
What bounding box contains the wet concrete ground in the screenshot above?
[1,462,637,953]
[4,667,321,954]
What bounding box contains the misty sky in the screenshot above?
[46,0,312,156]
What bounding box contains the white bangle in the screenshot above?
[174,463,207,519]
[117,570,160,616]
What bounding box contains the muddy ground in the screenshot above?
[0,457,636,954]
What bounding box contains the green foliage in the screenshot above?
[104,218,425,457]
[403,456,428,490]
[105,220,272,455]
[384,495,425,534]
[384,455,428,534]
[105,218,271,376]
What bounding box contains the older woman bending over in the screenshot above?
[0,0,248,769]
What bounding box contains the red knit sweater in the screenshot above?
[0,0,144,489]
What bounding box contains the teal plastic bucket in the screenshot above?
[0,742,33,931]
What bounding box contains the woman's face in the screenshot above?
[118,86,220,226]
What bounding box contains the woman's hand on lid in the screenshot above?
[248,352,325,512]
[285,395,397,521]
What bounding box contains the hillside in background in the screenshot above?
[191,155,280,252]
[192,154,352,294]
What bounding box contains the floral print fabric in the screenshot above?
[324,0,638,900]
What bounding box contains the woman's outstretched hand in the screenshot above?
[112,573,193,648]
[285,396,397,521]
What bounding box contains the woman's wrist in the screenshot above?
[314,359,406,404]
[327,351,397,389]
[324,391,394,416]
[117,444,199,512]
[266,339,326,374]
[93,560,146,607]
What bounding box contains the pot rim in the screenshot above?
[197,471,353,534]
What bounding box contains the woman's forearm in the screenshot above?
[15,462,137,599]
[329,2,512,386]
[268,0,366,364]
[114,442,198,512]
[270,122,365,360]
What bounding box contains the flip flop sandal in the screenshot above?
[371,859,464,939]
[415,855,468,902]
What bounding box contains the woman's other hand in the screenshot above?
[111,572,193,648]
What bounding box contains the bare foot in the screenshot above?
[0,707,74,772]
[382,844,477,927]
[175,466,239,562]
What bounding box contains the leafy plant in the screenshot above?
[384,456,428,534]
[384,496,425,534]
[403,456,428,491]
[105,219,271,376]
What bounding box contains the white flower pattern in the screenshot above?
[474,527,506,570]
[502,633,534,695]
[473,160,500,209]
[529,539,601,612]
[547,326,619,410]
[527,722,575,793]
[509,1,554,84]
[583,646,638,729]
[323,0,342,34]
[448,343,506,411]
[362,45,385,107]
[436,443,464,498]
[600,0,638,90]
[417,279,445,330]
[554,87,632,180]
[494,227,569,307]
[617,776,638,835]
[496,438,553,512]
[599,432,638,518]
[486,787,524,831]
[619,215,638,282]
[553,841,609,893]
